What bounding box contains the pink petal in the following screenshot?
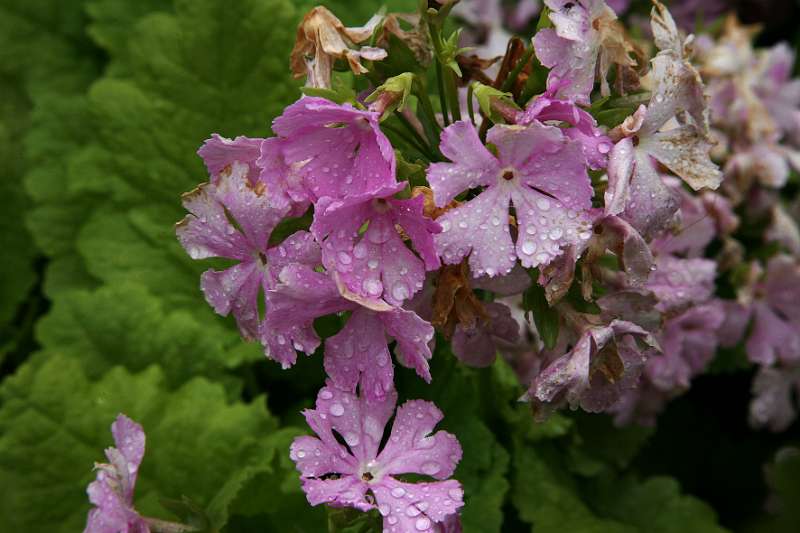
[377,400,462,479]
[381,308,435,382]
[372,478,463,533]
[324,308,396,400]
[646,256,716,313]
[435,185,515,277]
[301,476,372,511]
[428,120,501,207]
[271,97,396,201]
[200,262,262,339]
[197,134,263,184]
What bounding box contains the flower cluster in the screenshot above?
[83,0,800,530]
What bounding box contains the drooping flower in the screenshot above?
[312,184,441,307]
[517,91,613,170]
[452,301,521,367]
[177,162,322,348]
[524,318,659,418]
[533,0,641,104]
[645,255,717,313]
[85,415,148,533]
[741,256,800,366]
[650,177,738,257]
[749,364,800,432]
[290,6,387,88]
[645,302,725,391]
[290,384,464,533]
[428,119,594,277]
[264,264,434,397]
[259,97,396,205]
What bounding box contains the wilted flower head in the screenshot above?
[533,0,641,104]
[290,6,386,88]
[85,415,148,533]
[290,384,464,533]
[524,317,659,418]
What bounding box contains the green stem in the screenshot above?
[394,111,436,158]
[435,59,450,126]
[415,82,443,147]
[446,68,462,122]
[466,83,476,126]
[381,123,433,161]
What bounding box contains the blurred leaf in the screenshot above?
[0,354,317,532]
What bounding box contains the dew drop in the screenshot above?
[415,517,431,531]
[392,283,409,301]
[521,241,537,255]
[536,198,551,210]
[338,251,352,265]
[329,403,345,416]
[320,390,333,400]
[421,462,441,475]
[391,487,406,498]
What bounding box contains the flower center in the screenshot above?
[371,197,391,213]
[358,460,382,483]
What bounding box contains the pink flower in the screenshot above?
[452,301,521,367]
[176,162,320,351]
[428,120,593,277]
[743,256,800,366]
[645,302,725,391]
[290,384,464,533]
[85,415,148,533]
[750,364,800,432]
[259,97,396,205]
[312,184,441,307]
[645,255,717,314]
[264,264,434,397]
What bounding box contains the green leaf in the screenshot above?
[0,354,318,532]
[522,273,560,349]
[35,282,261,386]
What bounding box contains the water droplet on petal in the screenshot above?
[391,487,406,498]
[521,241,536,255]
[329,403,345,416]
[415,517,431,531]
[421,462,440,475]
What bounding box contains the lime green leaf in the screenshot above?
[0,354,316,532]
[35,282,261,386]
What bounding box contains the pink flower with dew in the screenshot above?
[176,162,320,354]
[85,415,148,533]
[428,120,594,278]
[290,384,464,533]
[312,183,441,308]
[259,97,396,206]
[264,264,434,398]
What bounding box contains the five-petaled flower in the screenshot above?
[290,383,464,533]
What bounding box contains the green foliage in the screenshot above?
[0,354,320,532]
